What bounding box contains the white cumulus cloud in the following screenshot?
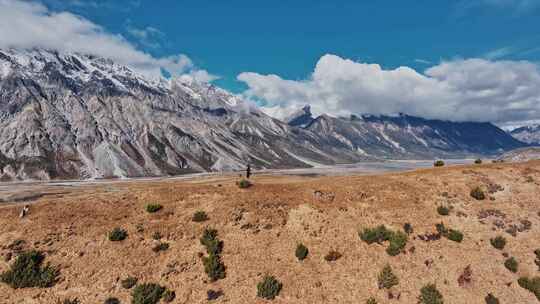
[0,0,216,81]
[238,54,540,125]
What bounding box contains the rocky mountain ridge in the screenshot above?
[0,48,527,180]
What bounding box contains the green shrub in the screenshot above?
[324,250,342,262]
[145,204,163,213]
[200,228,226,281]
[131,283,165,304]
[202,253,226,281]
[121,276,138,289]
[403,223,413,235]
[470,187,485,200]
[504,257,518,273]
[200,228,223,255]
[151,232,162,240]
[387,231,408,256]
[447,229,464,243]
[490,236,506,250]
[475,159,482,164]
[418,284,444,304]
[237,179,252,189]
[377,264,398,289]
[257,276,282,300]
[152,242,169,253]
[104,298,120,304]
[295,244,308,261]
[437,206,450,216]
[192,211,209,222]
[162,289,176,303]
[360,225,392,244]
[484,293,499,304]
[0,250,59,288]
[366,298,378,304]
[108,228,128,242]
[360,225,408,256]
[434,160,445,167]
[436,223,463,242]
[518,277,540,301]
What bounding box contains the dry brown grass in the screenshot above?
[1,161,540,303]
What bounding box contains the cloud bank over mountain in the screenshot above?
[238,54,540,126]
[0,0,215,81]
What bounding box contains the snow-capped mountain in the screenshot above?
[0,48,528,180]
[509,125,540,145]
[289,107,526,159]
[0,48,368,180]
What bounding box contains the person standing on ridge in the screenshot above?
[246,164,251,179]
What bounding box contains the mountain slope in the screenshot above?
[0,49,528,181]
[510,125,540,145]
[299,111,526,159]
[0,49,367,180]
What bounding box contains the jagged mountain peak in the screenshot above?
[286,105,314,127]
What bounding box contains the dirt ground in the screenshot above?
[1,161,540,303]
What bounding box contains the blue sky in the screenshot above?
[1,0,540,126]
[40,0,540,92]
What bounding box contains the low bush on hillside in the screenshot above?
[145,204,163,213]
[200,228,223,255]
[151,232,162,240]
[504,257,518,273]
[475,159,482,164]
[0,250,59,288]
[366,298,378,304]
[360,225,408,256]
[360,225,392,244]
[192,211,209,222]
[387,231,408,256]
[200,228,226,281]
[257,276,282,300]
[131,283,165,304]
[436,223,463,243]
[490,236,506,250]
[203,253,226,281]
[518,276,540,301]
[447,229,464,243]
[418,284,444,304]
[104,298,120,304]
[295,244,309,261]
[437,206,450,216]
[121,276,138,289]
[377,264,399,289]
[152,242,169,253]
[324,250,342,262]
[484,293,499,304]
[434,160,445,167]
[108,228,128,242]
[237,179,252,189]
[470,187,486,200]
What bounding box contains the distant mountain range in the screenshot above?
[287,105,526,159]
[509,125,540,145]
[0,48,528,180]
